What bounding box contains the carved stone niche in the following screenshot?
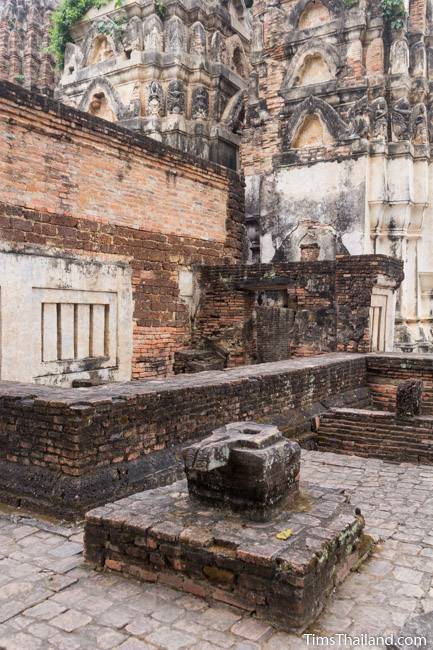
[190,22,206,56]
[396,379,423,417]
[183,421,301,521]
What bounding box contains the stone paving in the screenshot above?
[0,450,433,649]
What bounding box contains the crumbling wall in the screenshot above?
[194,255,403,365]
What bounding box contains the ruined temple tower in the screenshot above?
[57,0,251,169]
[243,0,433,350]
[0,0,58,94]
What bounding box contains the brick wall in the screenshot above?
[0,81,244,379]
[0,353,366,515]
[194,256,403,365]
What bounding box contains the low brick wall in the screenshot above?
[317,407,433,463]
[0,353,366,516]
[367,354,433,414]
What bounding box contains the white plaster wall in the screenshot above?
[0,247,133,386]
[254,157,367,262]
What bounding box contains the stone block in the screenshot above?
[183,422,300,520]
[396,379,423,417]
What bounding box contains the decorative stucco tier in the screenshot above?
[243,0,433,350]
[57,0,251,169]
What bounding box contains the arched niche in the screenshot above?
[298,0,331,29]
[87,34,116,65]
[283,95,349,149]
[294,52,334,86]
[288,0,343,27]
[291,113,335,148]
[165,15,186,54]
[211,30,228,65]
[79,77,126,123]
[190,22,206,56]
[143,14,163,52]
[229,36,248,78]
[281,41,338,93]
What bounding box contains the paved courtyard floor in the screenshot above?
[0,450,433,649]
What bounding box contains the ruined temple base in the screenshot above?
[84,480,369,631]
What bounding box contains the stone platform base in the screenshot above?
[85,480,369,631]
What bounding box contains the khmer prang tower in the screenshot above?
[0,0,58,94]
[242,0,433,351]
[57,0,251,169]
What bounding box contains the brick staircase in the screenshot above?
[317,408,433,463]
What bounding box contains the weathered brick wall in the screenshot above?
[194,256,403,365]
[0,354,366,514]
[195,262,336,364]
[335,255,404,353]
[367,354,433,415]
[0,81,244,378]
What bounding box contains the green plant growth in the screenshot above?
[342,0,358,8]
[49,0,123,67]
[381,0,407,30]
[154,0,167,20]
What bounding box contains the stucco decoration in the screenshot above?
[81,22,123,67]
[222,90,246,133]
[146,80,164,117]
[211,30,228,64]
[122,16,144,54]
[78,76,126,120]
[283,96,349,149]
[369,96,388,140]
[143,14,163,52]
[391,97,411,141]
[348,95,370,138]
[192,86,209,119]
[411,103,428,144]
[165,16,186,55]
[190,22,206,56]
[411,40,427,77]
[166,79,185,114]
[288,0,343,27]
[281,41,339,93]
[389,33,410,76]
